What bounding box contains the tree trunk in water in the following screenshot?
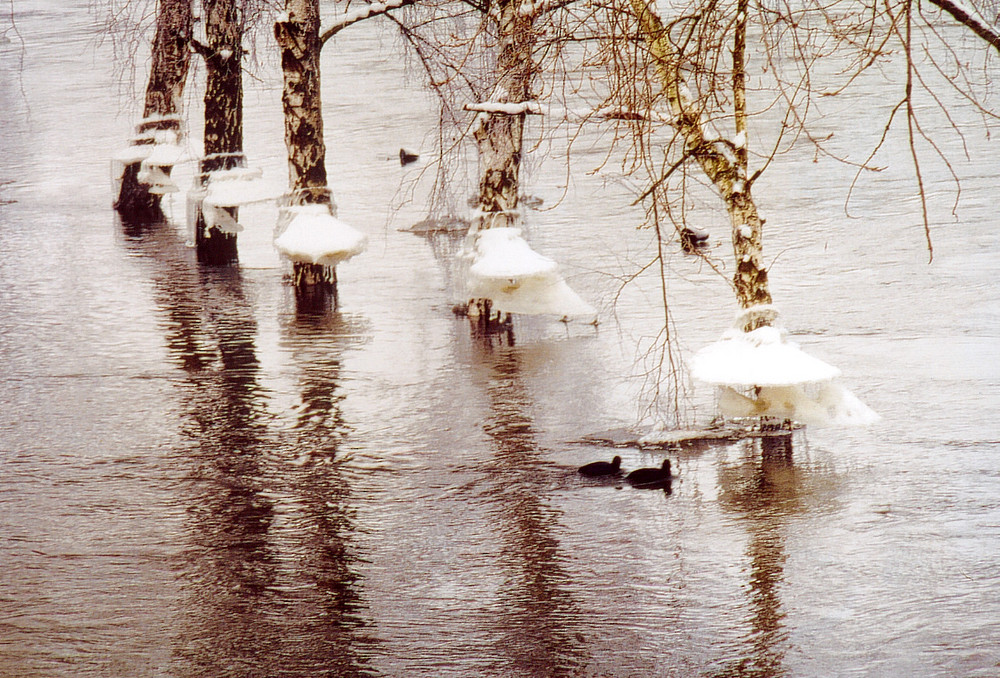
[468,0,537,330]
[630,0,773,331]
[115,0,192,221]
[196,0,244,265]
[275,0,338,308]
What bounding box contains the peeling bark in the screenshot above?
[630,0,773,330]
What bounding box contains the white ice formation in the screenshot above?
[187,166,284,235]
[691,313,879,427]
[466,227,595,319]
[202,167,283,209]
[274,204,367,267]
[112,123,192,196]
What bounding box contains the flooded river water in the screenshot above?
[2,3,999,676]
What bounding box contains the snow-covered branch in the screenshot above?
[320,0,418,45]
[464,101,546,115]
[925,0,1000,54]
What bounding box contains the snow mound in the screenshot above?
[470,227,558,278]
[467,227,595,318]
[274,204,367,267]
[691,326,840,387]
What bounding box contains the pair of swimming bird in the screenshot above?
[578,456,673,487]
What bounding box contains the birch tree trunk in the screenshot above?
[468,0,538,326]
[114,0,192,220]
[474,0,536,223]
[195,0,244,264]
[629,0,773,331]
[275,0,336,302]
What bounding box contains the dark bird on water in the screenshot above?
[578,455,622,477]
[399,148,420,165]
[626,459,672,487]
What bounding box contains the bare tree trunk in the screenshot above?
[630,0,773,330]
[115,0,192,221]
[468,0,538,328]
[194,0,244,265]
[474,0,535,224]
[275,0,337,306]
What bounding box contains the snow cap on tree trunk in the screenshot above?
[691,308,879,426]
[274,203,367,267]
[466,227,595,319]
[692,324,840,387]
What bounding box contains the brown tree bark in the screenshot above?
[473,0,537,226]
[193,0,244,264]
[114,0,192,221]
[467,0,539,328]
[276,0,337,304]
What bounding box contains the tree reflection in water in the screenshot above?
[713,432,806,678]
[120,218,378,677]
[473,340,589,676]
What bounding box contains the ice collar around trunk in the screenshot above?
[692,325,841,387]
[274,204,367,267]
[692,323,879,427]
[467,227,595,318]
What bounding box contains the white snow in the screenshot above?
[692,320,878,427]
[469,227,558,279]
[137,165,180,194]
[466,227,596,318]
[202,203,243,233]
[734,130,747,149]
[202,167,283,208]
[114,144,154,165]
[322,0,413,35]
[692,326,841,387]
[112,127,192,185]
[274,204,367,267]
[464,101,544,116]
[738,225,752,239]
[143,142,190,167]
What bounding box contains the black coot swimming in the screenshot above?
[626,459,672,487]
[578,455,622,477]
